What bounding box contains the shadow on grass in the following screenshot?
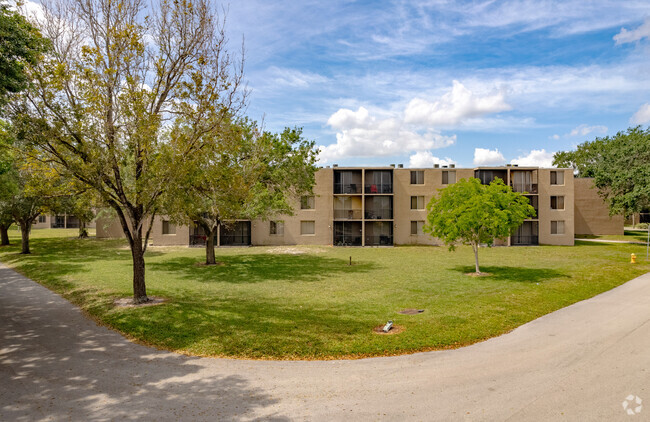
[451,265,570,283]
[148,253,375,284]
[0,236,163,291]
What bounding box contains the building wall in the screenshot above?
[33,214,97,230]
[94,166,596,247]
[537,168,575,245]
[574,178,624,235]
[393,167,473,245]
[252,168,334,246]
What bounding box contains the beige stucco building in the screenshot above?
[97,165,620,247]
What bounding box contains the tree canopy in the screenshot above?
[0,4,48,106]
[14,0,247,302]
[553,126,650,215]
[424,177,536,274]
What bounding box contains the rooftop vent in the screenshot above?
[333,164,338,167]
[442,165,448,168]
[513,164,519,167]
[434,164,439,168]
[390,164,396,168]
[506,164,512,167]
[397,164,404,168]
[450,164,455,168]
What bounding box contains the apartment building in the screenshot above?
[33,213,96,230]
[98,164,620,247]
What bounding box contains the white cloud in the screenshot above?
[511,149,555,167]
[318,107,455,163]
[550,134,560,140]
[614,18,650,44]
[568,124,608,137]
[408,151,456,168]
[631,103,650,124]
[473,148,506,166]
[403,80,512,126]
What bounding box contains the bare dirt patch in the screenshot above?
[114,297,167,308]
[397,309,425,315]
[266,246,326,255]
[372,325,405,335]
[194,262,225,267]
[465,272,492,277]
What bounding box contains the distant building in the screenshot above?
[33,214,96,230]
[97,165,622,247]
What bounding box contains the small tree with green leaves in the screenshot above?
[424,178,536,274]
[165,119,317,265]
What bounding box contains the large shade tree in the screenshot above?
[165,119,317,265]
[553,126,650,217]
[16,0,246,302]
[424,178,536,274]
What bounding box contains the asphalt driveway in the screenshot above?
[1,262,649,421]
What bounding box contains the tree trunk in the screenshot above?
[78,221,88,238]
[0,225,9,246]
[130,234,148,303]
[205,228,217,265]
[472,243,480,274]
[20,222,31,254]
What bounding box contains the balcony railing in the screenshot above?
[364,209,393,220]
[220,234,251,246]
[333,235,362,246]
[190,234,208,246]
[511,235,539,245]
[364,183,393,194]
[334,209,363,220]
[365,235,393,246]
[334,183,362,194]
[511,183,538,194]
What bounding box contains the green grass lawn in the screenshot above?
[1,229,649,360]
[576,230,650,243]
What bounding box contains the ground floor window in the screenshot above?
[162,220,176,235]
[551,220,565,234]
[270,221,284,235]
[410,220,424,235]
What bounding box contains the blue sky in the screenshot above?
[222,0,650,168]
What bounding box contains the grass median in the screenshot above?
[1,229,649,359]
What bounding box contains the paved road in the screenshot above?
[1,262,649,421]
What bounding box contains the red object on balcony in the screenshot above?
[371,184,377,193]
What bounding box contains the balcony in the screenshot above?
[334,209,363,220]
[364,183,393,194]
[512,183,538,194]
[525,195,539,217]
[364,235,393,246]
[511,235,539,246]
[364,209,393,220]
[334,221,362,246]
[334,183,362,194]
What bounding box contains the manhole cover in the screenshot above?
[397,309,425,315]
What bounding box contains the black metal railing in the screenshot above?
[511,183,538,194]
[364,183,393,194]
[364,209,393,220]
[334,209,363,219]
[334,183,362,194]
[190,234,207,246]
[365,235,393,246]
[220,235,251,246]
[333,235,362,246]
[511,235,539,245]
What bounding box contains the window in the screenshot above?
[550,171,564,185]
[410,196,425,210]
[301,195,315,209]
[550,196,565,210]
[551,220,565,235]
[442,170,456,185]
[270,221,284,235]
[38,215,46,223]
[410,170,424,184]
[410,221,424,235]
[162,220,176,235]
[300,221,315,235]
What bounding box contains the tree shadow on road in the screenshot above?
[0,268,289,422]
